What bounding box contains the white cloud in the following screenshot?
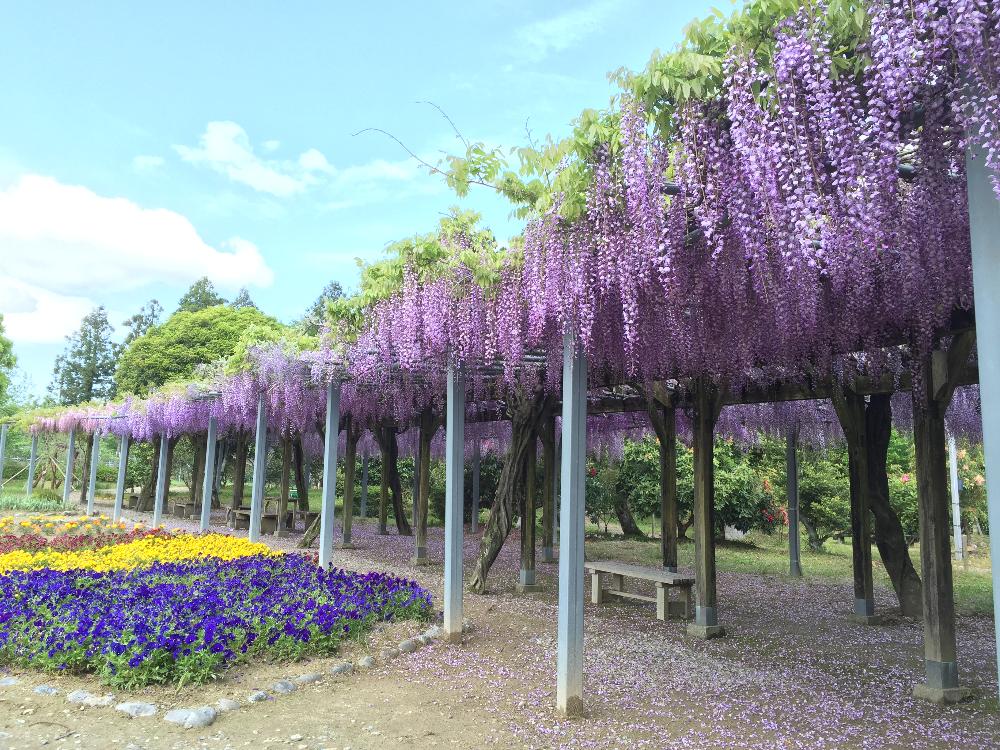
[514,0,624,62]
[174,121,312,197]
[132,154,165,172]
[0,174,274,303]
[262,139,281,152]
[0,277,93,343]
[174,121,441,207]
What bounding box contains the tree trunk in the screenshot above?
[646,395,677,566]
[866,394,923,618]
[374,418,411,535]
[469,389,552,593]
[801,516,827,552]
[138,435,160,511]
[414,407,439,559]
[277,435,291,535]
[79,433,95,506]
[342,419,359,545]
[232,430,249,510]
[540,412,556,561]
[190,433,206,508]
[292,436,309,512]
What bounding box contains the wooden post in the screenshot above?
[86,433,100,515]
[518,433,541,592]
[688,378,725,639]
[319,380,341,567]
[249,393,268,543]
[341,423,358,549]
[787,427,803,577]
[360,450,369,518]
[832,386,878,623]
[443,364,466,642]
[277,435,291,537]
[113,434,129,523]
[62,427,76,505]
[152,433,169,528]
[556,333,587,717]
[26,433,38,498]
[948,434,964,561]
[967,144,1000,701]
[471,437,481,534]
[541,413,556,562]
[911,342,974,704]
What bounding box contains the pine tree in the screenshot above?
[122,299,163,345]
[176,277,226,313]
[230,288,257,309]
[300,281,344,335]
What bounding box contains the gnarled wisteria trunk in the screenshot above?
[231,430,249,510]
[469,389,553,593]
[292,436,309,511]
[866,394,922,619]
[414,407,440,560]
[375,418,411,536]
[78,433,95,506]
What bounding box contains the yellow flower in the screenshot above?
[0,533,279,573]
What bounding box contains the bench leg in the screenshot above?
[611,573,624,593]
[591,572,604,605]
[656,584,667,621]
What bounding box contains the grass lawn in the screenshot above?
[585,528,995,617]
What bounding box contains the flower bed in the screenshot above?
[0,526,172,555]
[0,532,275,573]
[0,554,432,688]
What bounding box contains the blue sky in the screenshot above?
[0,0,718,397]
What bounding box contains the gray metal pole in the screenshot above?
[787,427,802,577]
[444,365,466,642]
[0,424,8,490]
[112,435,128,522]
[319,381,342,567]
[553,435,560,548]
[968,144,1000,700]
[200,418,218,533]
[153,434,169,527]
[26,433,38,498]
[360,451,369,518]
[249,393,268,543]
[86,434,100,515]
[948,434,964,561]
[556,333,587,717]
[63,427,76,506]
[471,437,481,533]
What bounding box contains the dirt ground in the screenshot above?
[2,505,1000,749]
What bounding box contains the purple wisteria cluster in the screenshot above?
[0,554,431,689]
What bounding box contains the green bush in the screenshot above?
[0,493,64,512]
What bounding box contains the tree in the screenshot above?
[49,307,119,505]
[300,281,344,335]
[122,299,163,345]
[0,315,16,412]
[49,307,118,405]
[176,277,226,313]
[230,288,257,310]
[116,306,284,395]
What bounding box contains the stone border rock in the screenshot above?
[0,621,455,731]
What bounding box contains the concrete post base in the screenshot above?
[411,556,434,566]
[516,582,544,593]
[558,696,585,719]
[912,683,972,704]
[337,543,356,550]
[687,623,726,639]
[443,631,463,645]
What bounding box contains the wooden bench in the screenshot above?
[292,509,319,530]
[585,561,694,621]
[172,501,193,519]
